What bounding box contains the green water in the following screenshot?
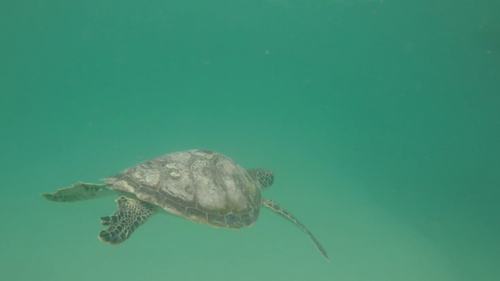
[1,1,499,280]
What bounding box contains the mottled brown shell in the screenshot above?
[101,150,261,229]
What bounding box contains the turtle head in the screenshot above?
[246,169,274,191]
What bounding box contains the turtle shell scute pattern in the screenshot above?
[101,150,261,229]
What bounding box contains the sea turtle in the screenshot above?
[41,149,328,260]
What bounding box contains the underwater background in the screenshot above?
[1,1,499,281]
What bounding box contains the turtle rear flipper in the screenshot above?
[41,182,113,202]
[98,196,157,245]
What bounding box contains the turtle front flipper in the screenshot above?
[41,182,113,202]
[261,197,329,261]
[98,196,157,245]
